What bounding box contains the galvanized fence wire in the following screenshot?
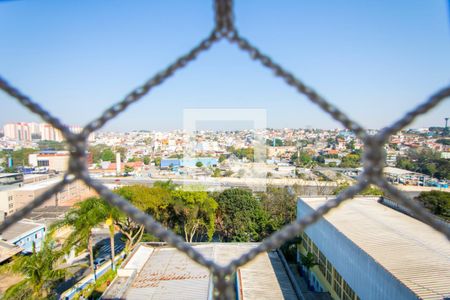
[0,0,449,298]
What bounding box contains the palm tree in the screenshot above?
[0,240,70,300]
[51,197,110,275]
[301,252,318,289]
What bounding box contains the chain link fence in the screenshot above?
[1,0,449,298]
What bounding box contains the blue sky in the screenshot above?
[0,0,449,131]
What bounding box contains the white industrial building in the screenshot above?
[297,197,450,300]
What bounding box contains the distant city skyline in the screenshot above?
[0,120,446,134]
[0,1,449,131]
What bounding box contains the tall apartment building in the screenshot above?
[3,122,40,141]
[2,122,85,142]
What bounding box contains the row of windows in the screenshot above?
[300,232,360,300]
[37,160,50,167]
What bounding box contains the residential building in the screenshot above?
[0,219,46,253]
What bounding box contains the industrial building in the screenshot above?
[28,151,70,173]
[102,243,299,300]
[0,175,96,217]
[297,197,450,300]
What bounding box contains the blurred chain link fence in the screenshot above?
[0,0,449,298]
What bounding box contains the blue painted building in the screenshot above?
[1,219,46,253]
[297,197,450,300]
[160,158,218,169]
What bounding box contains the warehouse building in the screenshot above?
[297,197,450,300]
[102,243,299,300]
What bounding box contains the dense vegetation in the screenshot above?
[396,149,449,179]
[0,148,37,170]
[416,191,450,221]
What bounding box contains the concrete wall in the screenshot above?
[11,179,97,213]
[0,189,15,216]
[297,200,417,300]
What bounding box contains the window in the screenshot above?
[38,160,49,167]
[318,251,326,275]
[343,281,355,299]
[343,292,352,300]
[326,270,332,283]
[334,283,342,298]
[334,269,342,297]
[312,244,318,255]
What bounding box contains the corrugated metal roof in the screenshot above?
[1,219,44,241]
[125,246,212,300]
[302,197,450,300]
[105,243,298,300]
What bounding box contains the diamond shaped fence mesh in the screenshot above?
[0,1,449,299]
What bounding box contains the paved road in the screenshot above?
[56,232,125,295]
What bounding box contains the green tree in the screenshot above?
[291,151,312,166]
[154,157,162,167]
[397,148,449,179]
[215,188,269,242]
[114,185,172,253]
[218,154,226,163]
[339,153,361,168]
[51,198,110,274]
[436,139,450,145]
[3,148,38,167]
[212,168,221,177]
[153,180,178,191]
[0,240,70,300]
[101,148,115,162]
[266,138,283,147]
[416,191,450,221]
[195,161,203,168]
[169,191,218,242]
[301,252,318,288]
[425,163,437,178]
[232,148,255,161]
[37,140,66,151]
[333,183,383,196]
[258,186,297,229]
[114,146,127,161]
[124,165,134,174]
[143,156,150,165]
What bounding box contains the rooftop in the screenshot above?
[102,243,298,300]
[300,197,450,300]
[0,219,45,242]
[383,166,424,176]
[0,240,22,263]
[0,173,21,179]
[17,177,63,191]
